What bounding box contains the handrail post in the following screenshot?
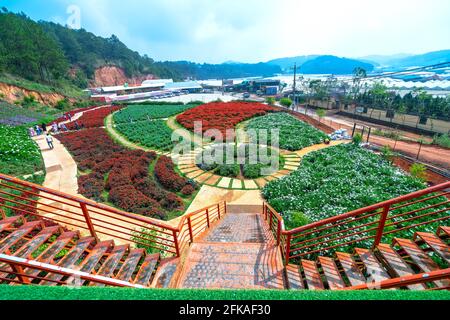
[173,229,180,257]
[187,216,194,243]
[285,234,292,266]
[206,208,210,228]
[373,205,390,247]
[217,203,221,219]
[9,263,30,284]
[264,203,267,220]
[80,203,98,241]
[277,220,282,246]
[224,201,227,215]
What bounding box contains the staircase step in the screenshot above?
[414,232,450,263]
[23,231,79,279]
[0,221,43,254]
[78,241,114,273]
[95,245,129,279]
[318,256,346,289]
[301,260,324,290]
[134,253,160,286]
[335,252,366,286]
[40,237,95,285]
[393,238,450,288]
[285,264,304,289]
[115,249,145,282]
[15,226,61,259]
[0,216,23,232]
[354,248,390,283]
[376,244,426,290]
[437,226,450,238]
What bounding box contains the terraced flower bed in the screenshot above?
[196,143,284,179]
[114,120,176,152]
[245,112,328,151]
[113,103,199,124]
[263,143,429,230]
[176,101,276,140]
[65,105,122,129]
[57,128,196,220]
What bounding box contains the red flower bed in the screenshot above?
[176,101,276,139]
[154,156,196,194]
[49,106,97,125]
[57,128,184,219]
[66,105,122,129]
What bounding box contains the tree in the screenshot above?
[316,109,326,123]
[266,97,275,106]
[280,98,293,109]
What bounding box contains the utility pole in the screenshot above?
[292,63,297,109]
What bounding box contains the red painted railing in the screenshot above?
[0,254,144,288]
[262,181,450,265]
[0,173,226,257]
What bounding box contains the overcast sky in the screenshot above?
[3,0,450,63]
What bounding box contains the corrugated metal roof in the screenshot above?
[165,81,203,89]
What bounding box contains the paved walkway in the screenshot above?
[177,212,285,289]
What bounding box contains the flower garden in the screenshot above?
[262,143,440,231]
[176,101,276,139]
[114,120,177,152]
[113,103,199,123]
[0,124,44,183]
[57,128,197,220]
[195,143,284,179]
[245,112,328,150]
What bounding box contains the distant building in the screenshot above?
[164,81,203,93]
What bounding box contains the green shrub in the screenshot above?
[352,133,363,145]
[410,163,427,182]
[280,98,292,108]
[433,134,450,148]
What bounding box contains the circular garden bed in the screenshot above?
[195,143,284,179]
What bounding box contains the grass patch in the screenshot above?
[0,286,449,300]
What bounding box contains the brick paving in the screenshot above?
[178,212,285,289]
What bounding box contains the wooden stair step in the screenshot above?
[318,256,346,289]
[0,226,61,280]
[23,231,80,279]
[0,216,23,232]
[0,221,43,253]
[414,232,450,263]
[335,252,366,286]
[40,237,95,285]
[437,226,450,238]
[115,249,145,282]
[301,260,324,290]
[354,248,390,283]
[15,226,61,259]
[134,253,160,286]
[376,244,426,290]
[78,241,114,273]
[393,238,450,288]
[285,264,304,289]
[95,245,129,279]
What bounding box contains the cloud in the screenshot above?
[5,0,450,63]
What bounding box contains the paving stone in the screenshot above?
[195,172,213,183]
[186,170,204,179]
[204,175,221,186]
[254,178,268,188]
[243,180,258,189]
[284,165,299,171]
[231,179,243,189]
[217,177,231,188]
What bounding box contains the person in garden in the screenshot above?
[41,122,47,133]
[28,127,36,137]
[46,133,54,149]
[52,122,58,133]
[35,125,42,135]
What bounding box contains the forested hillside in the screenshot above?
[0,9,281,90]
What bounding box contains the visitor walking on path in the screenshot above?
[46,133,54,150]
[41,122,47,133]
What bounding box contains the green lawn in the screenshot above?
[1,286,449,300]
